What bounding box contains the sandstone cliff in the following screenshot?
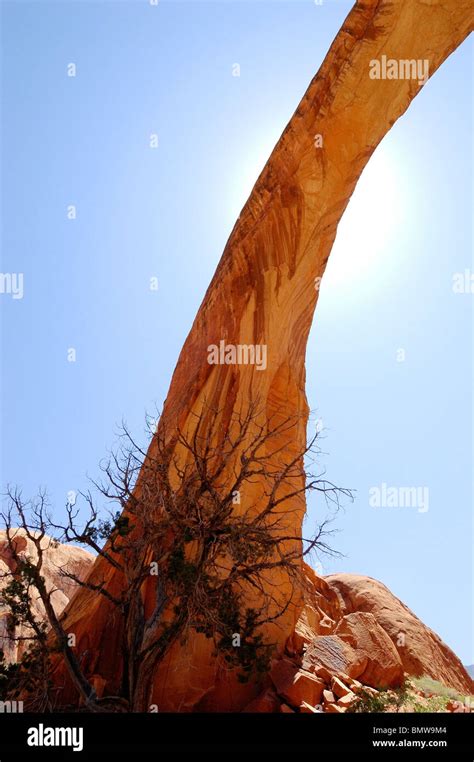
[52,0,474,711]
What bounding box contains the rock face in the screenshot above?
[242,565,473,712]
[294,566,472,695]
[334,612,404,688]
[53,0,473,711]
[0,530,94,663]
[325,574,473,695]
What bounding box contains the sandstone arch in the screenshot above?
[57,0,473,711]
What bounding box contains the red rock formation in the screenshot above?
[325,573,473,694]
[334,612,404,688]
[54,0,474,711]
[0,531,94,663]
[243,566,473,711]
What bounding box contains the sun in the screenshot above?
[228,139,402,301]
[321,146,402,293]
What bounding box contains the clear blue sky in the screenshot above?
[1,1,472,664]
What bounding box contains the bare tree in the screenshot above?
[0,403,352,711]
[0,490,102,711]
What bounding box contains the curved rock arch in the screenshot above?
[58,0,473,711]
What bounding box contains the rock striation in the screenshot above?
[325,573,473,695]
[244,564,473,712]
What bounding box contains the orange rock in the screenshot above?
[337,692,356,708]
[323,690,335,705]
[280,704,294,713]
[271,657,328,710]
[279,671,325,709]
[335,672,352,685]
[243,689,280,713]
[269,658,299,695]
[331,677,352,699]
[303,634,368,681]
[362,687,379,698]
[287,569,341,655]
[314,666,333,685]
[300,701,321,713]
[319,616,334,634]
[325,704,346,714]
[327,575,474,694]
[334,612,404,689]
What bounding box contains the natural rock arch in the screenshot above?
[57,0,473,711]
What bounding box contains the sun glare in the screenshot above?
[230,143,402,299]
[321,148,402,293]
[227,137,279,221]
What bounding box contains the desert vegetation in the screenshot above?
[0,404,351,711]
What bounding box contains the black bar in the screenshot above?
[0,712,472,758]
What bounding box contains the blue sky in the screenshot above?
[1,1,472,664]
